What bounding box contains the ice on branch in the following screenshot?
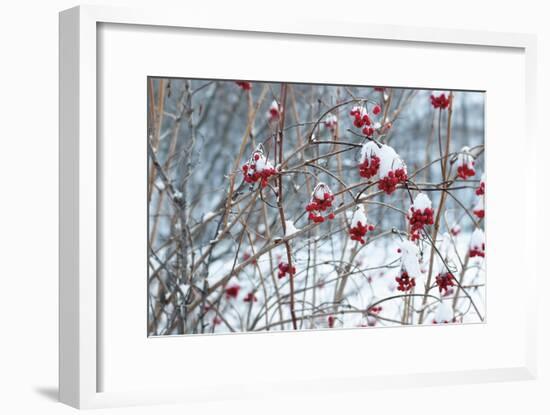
[377,144,408,194]
[469,228,485,258]
[457,146,476,179]
[349,205,374,244]
[433,301,454,324]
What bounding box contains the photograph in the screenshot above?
[147,78,485,336]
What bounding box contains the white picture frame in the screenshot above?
[59,4,538,409]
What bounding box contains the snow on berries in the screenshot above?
[377,144,408,194]
[350,105,371,128]
[241,145,277,188]
[349,103,386,137]
[349,205,375,244]
[305,182,336,223]
[323,113,338,132]
[358,141,381,179]
[473,196,485,219]
[435,272,455,295]
[235,80,252,90]
[407,193,434,240]
[433,301,454,324]
[267,100,282,122]
[469,228,485,258]
[395,240,422,292]
[430,93,450,109]
[456,146,476,179]
[278,262,296,279]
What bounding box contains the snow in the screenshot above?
[285,220,300,237]
[434,301,453,323]
[203,211,217,221]
[351,205,368,228]
[399,240,422,280]
[313,182,331,200]
[351,105,367,117]
[474,197,484,212]
[412,193,432,211]
[378,144,407,177]
[458,146,474,168]
[359,141,380,164]
[324,113,337,126]
[470,228,485,250]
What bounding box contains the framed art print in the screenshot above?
[59,5,538,409]
[146,78,486,336]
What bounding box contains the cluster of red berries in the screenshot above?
[469,243,485,258]
[243,292,258,303]
[408,207,435,233]
[476,181,485,196]
[241,151,277,188]
[430,93,450,109]
[473,206,485,219]
[395,271,416,292]
[435,272,455,295]
[350,106,371,128]
[235,81,252,91]
[432,317,456,324]
[378,168,408,194]
[267,100,282,122]
[242,251,257,265]
[358,154,381,179]
[368,305,383,314]
[306,184,336,223]
[327,315,336,328]
[457,162,476,179]
[225,285,241,299]
[349,221,375,244]
[278,262,296,279]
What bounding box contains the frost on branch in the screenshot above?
[241,144,276,188]
[469,228,485,258]
[457,146,476,179]
[377,144,408,194]
[349,205,374,244]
